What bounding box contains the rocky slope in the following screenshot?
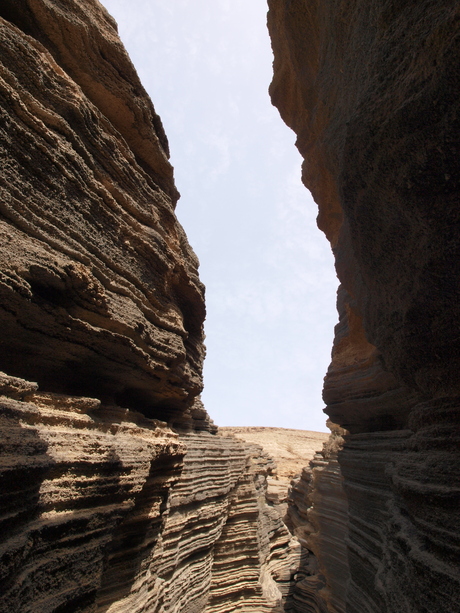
[220,427,329,515]
[0,1,301,611]
[268,1,460,612]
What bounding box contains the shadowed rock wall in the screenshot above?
[284,424,349,613]
[268,1,460,612]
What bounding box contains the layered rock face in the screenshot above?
[284,424,349,613]
[268,2,460,612]
[0,1,301,611]
[0,373,299,612]
[0,0,204,421]
[220,427,329,515]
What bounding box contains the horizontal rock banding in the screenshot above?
[0,1,205,421]
[0,374,304,612]
[268,1,460,611]
[0,372,185,612]
[220,427,329,519]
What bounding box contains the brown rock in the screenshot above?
[285,425,349,613]
[220,427,329,520]
[204,441,300,613]
[219,427,329,480]
[0,3,307,611]
[268,1,460,611]
[0,375,302,613]
[0,376,186,612]
[269,0,460,399]
[0,1,205,421]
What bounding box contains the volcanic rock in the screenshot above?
[284,423,349,613]
[0,0,204,422]
[0,1,301,611]
[268,1,460,611]
[0,376,299,612]
[220,427,329,515]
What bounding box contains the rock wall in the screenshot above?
[0,373,299,612]
[284,424,349,613]
[205,442,300,613]
[219,427,329,516]
[0,1,301,611]
[0,0,204,422]
[268,1,460,612]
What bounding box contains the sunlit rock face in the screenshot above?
[220,427,329,517]
[0,373,299,612]
[268,1,460,612]
[0,372,186,612]
[0,0,205,421]
[0,396,297,612]
[0,1,304,610]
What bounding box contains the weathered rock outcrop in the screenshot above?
[268,1,460,612]
[0,0,204,422]
[0,373,299,612]
[220,427,329,516]
[284,424,349,613]
[0,1,304,611]
[0,372,185,612]
[205,442,300,613]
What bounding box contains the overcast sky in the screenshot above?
[100,0,338,432]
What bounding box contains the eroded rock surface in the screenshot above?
[0,372,186,612]
[220,428,329,482]
[0,2,301,611]
[220,427,329,516]
[205,442,300,613]
[0,0,205,421]
[284,424,349,613]
[268,1,460,612]
[0,375,299,612]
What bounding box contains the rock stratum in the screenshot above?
[268,1,460,612]
[220,427,329,516]
[0,0,203,423]
[0,371,300,612]
[0,1,303,611]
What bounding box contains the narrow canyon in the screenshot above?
[0,1,459,612]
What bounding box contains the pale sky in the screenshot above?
[100,0,338,432]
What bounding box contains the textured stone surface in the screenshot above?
[0,377,302,612]
[220,427,329,481]
[284,425,349,613]
[220,427,329,519]
[268,1,460,612]
[204,442,300,613]
[268,0,460,404]
[0,0,205,422]
[96,431,250,613]
[0,1,302,610]
[0,374,185,613]
[6,0,460,610]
